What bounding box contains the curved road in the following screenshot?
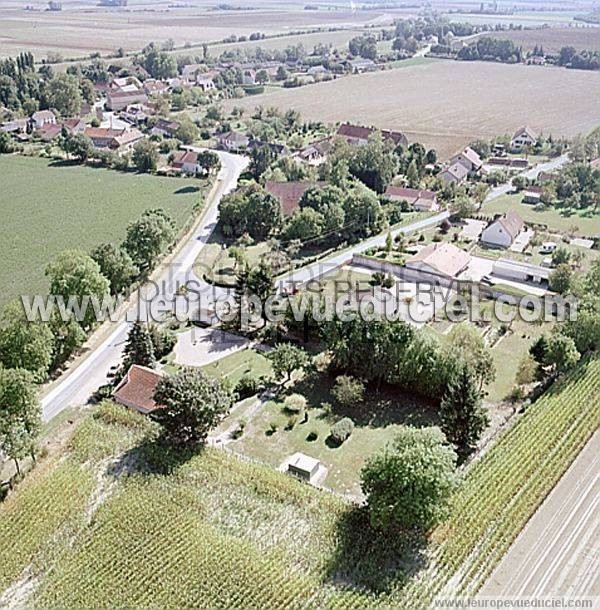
[41,150,248,422]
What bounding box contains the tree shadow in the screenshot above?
[174,185,200,195]
[324,506,429,594]
[48,159,81,168]
[106,434,203,479]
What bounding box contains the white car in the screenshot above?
[539,242,557,254]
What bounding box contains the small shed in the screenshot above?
[287,453,321,482]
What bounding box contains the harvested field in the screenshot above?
[223,59,600,158]
[475,26,600,53]
[0,6,396,59]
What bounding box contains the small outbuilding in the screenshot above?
[287,452,321,483]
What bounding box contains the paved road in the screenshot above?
[277,210,450,288]
[41,150,248,422]
[484,153,570,204]
[480,430,600,600]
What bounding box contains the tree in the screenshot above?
[282,207,324,241]
[361,426,458,532]
[122,209,175,270]
[49,310,86,369]
[175,116,198,145]
[300,184,345,234]
[46,250,110,330]
[62,133,93,162]
[346,132,397,193]
[0,367,41,473]
[122,321,155,370]
[451,196,477,219]
[197,150,220,174]
[549,263,572,294]
[343,187,384,237]
[275,66,288,81]
[219,185,282,239]
[0,130,15,154]
[249,144,277,180]
[90,243,138,295]
[132,139,158,173]
[406,159,419,188]
[515,354,538,386]
[45,73,82,116]
[551,246,571,266]
[255,69,269,84]
[447,323,496,390]
[267,343,310,382]
[152,367,235,447]
[545,334,580,372]
[0,301,54,380]
[439,361,488,461]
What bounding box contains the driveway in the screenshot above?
[173,327,250,367]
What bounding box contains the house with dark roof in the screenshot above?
[440,162,469,185]
[336,123,408,148]
[218,130,249,151]
[31,110,57,130]
[522,185,544,205]
[151,118,180,138]
[297,138,331,166]
[248,138,288,156]
[264,181,325,216]
[480,211,524,249]
[106,89,148,111]
[36,122,62,142]
[384,186,439,212]
[113,365,163,415]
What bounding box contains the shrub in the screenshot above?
[231,419,246,439]
[331,375,365,407]
[235,375,263,400]
[330,417,355,445]
[283,393,307,414]
[306,430,318,441]
[266,421,278,435]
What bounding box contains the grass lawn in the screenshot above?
[201,347,273,387]
[483,193,600,237]
[232,370,438,497]
[0,155,208,306]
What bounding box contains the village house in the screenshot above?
[336,123,408,148]
[384,186,440,212]
[522,185,544,205]
[218,130,250,152]
[106,89,149,111]
[196,72,217,92]
[30,110,57,130]
[440,161,469,185]
[121,104,154,125]
[405,242,471,282]
[151,118,180,139]
[181,64,203,84]
[143,79,169,96]
[170,150,202,175]
[480,210,524,249]
[248,138,288,157]
[83,126,144,151]
[297,138,331,166]
[112,76,143,92]
[349,58,377,73]
[492,258,549,286]
[36,122,62,142]
[62,117,86,135]
[113,365,163,415]
[1,118,29,136]
[449,147,483,173]
[511,125,538,152]
[265,180,325,216]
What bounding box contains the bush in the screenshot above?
[330,417,355,445]
[283,393,307,414]
[306,430,318,442]
[331,375,365,407]
[235,375,263,400]
[231,418,246,439]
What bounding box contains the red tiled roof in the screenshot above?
[385,186,436,202]
[336,123,407,146]
[113,365,163,414]
[84,127,124,139]
[172,150,198,167]
[37,123,61,140]
[264,181,325,216]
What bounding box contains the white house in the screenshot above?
[30,110,56,130]
[480,211,524,249]
[511,126,537,152]
[440,162,469,185]
[170,150,202,174]
[449,146,483,173]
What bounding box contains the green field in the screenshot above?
[484,193,600,237]
[0,357,598,607]
[0,156,207,306]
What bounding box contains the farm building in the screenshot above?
[349,58,377,73]
[384,186,439,212]
[106,90,148,111]
[287,453,321,483]
[405,242,471,281]
[113,365,163,415]
[265,180,325,216]
[480,210,524,249]
[336,123,408,148]
[511,125,538,152]
[492,259,549,286]
[83,126,144,151]
[151,118,180,139]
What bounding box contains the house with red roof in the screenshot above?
[336,123,408,148]
[113,365,163,415]
[264,181,325,216]
[384,186,439,212]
